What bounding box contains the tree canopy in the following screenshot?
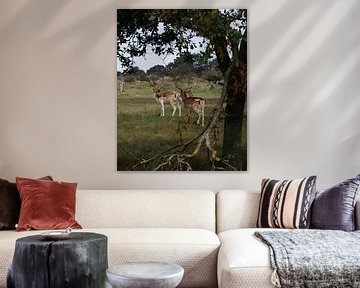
[117,9,246,73]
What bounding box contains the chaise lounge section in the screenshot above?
[216,189,360,288]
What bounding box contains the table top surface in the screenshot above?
[107,262,184,280]
[16,232,107,245]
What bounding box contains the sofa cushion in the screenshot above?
[76,190,216,231]
[16,177,82,231]
[0,228,220,288]
[311,174,360,231]
[257,176,316,229]
[103,228,219,288]
[218,228,276,288]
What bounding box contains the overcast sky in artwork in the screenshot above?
[117,47,177,72]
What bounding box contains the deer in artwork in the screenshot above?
[148,77,182,117]
[175,79,205,127]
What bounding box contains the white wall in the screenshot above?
[0,0,359,191]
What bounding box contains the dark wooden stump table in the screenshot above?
[7,232,108,288]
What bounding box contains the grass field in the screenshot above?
[117,79,247,171]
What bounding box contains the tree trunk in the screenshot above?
[222,82,246,169]
[7,232,108,288]
[222,37,247,170]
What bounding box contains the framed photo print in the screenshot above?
[117,9,247,171]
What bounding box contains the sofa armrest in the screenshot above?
[356,200,360,230]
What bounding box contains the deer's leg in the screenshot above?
[171,103,176,117]
[178,104,181,117]
[196,111,201,125]
[187,110,192,124]
[160,100,165,117]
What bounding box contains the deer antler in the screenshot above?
[146,76,157,88]
[190,77,198,87]
[175,77,197,91]
[158,77,166,91]
[174,78,183,91]
[147,76,166,91]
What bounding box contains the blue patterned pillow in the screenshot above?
[311,174,360,231]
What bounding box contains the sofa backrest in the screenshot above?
[216,190,260,233]
[217,190,360,233]
[76,190,216,231]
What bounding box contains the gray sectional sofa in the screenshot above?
[0,189,359,288]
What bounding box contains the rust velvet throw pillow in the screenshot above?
[0,176,53,230]
[16,177,82,231]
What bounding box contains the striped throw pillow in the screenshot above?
[257,176,317,229]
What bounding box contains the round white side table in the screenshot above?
[106,262,184,288]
